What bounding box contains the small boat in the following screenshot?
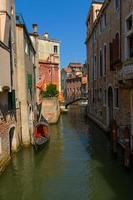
[33,116,50,150]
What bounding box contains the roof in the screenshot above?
[38,36,60,43]
[68,63,83,68]
[64,67,72,73]
[16,14,36,53]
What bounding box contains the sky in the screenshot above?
[15,0,91,68]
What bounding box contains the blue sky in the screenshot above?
[15,0,91,68]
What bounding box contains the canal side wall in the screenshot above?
[87,112,109,133]
[0,109,22,174]
[41,97,60,124]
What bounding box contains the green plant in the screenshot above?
[42,84,59,98]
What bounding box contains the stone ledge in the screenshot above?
[87,113,109,132]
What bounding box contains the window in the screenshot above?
[115,0,120,10]
[115,33,120,60]
[103,13,107,28]
[99,88,102,104]
[129,35,133,58]
[99,19,102,33]
[125,14,133,59]
[49,69,51,75]
[103,90,106,105]
[127,15,132,31]
[115,88,119,107]
[93,55,97,80]
[94,89,97,101]
[99,49,103,77]
[103,45,107,75]
[54,45,58,54]
[109,42,113,70]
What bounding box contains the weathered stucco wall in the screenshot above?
[41,97,60,124]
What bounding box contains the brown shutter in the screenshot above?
[109,42,113,70]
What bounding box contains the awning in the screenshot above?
[36,75,45,91]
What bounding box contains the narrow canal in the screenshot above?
[0,106,133,200]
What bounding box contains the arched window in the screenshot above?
[115,33,120,60]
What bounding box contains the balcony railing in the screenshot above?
[0,108,16,123]
[119,62,133,80]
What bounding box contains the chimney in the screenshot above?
[44,32,48,39]
[32,24,38,34]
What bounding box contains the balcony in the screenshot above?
[0,109,16,124]
[119,61,133,80]
[118,59,133,88]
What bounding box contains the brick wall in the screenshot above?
[39,62,59,90]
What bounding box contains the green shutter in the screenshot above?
[12,90,16,110]
[28,74,32,89]
[8,90,16,110]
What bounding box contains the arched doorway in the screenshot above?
[108,87,113,126]
[9,127,15,155]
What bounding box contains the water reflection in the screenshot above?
[0,106,133,200]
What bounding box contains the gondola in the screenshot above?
[33,115,50,151]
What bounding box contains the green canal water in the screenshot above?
[0,106,133,200]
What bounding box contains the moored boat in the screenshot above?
[33,116,50,150]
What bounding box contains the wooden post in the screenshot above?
[124,127,130,169]
[111,119,117,155]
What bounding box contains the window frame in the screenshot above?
[114,0,120,11]
[99,48,103,77]
[103,44,107,76]
[54,45,58,54]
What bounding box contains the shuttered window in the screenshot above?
[115,88,119,107]
[99,49,103,76]
[28,74,32,89]
[129,35,133,58]
[109,42,113,70]
[8,90,16,110]
[104,45,107,75]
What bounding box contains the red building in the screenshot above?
[65,63,83,101]
[38,33,61,92]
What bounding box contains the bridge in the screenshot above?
[65,97,88,108]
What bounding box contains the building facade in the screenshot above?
[81,63,88,98]
[65,63,83,101]
[37,33,61,93]
[119,0,133,147]
[86,0,133,149]
[61,67,72,101]
[16,14,36,146]
[0,0,21,172]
